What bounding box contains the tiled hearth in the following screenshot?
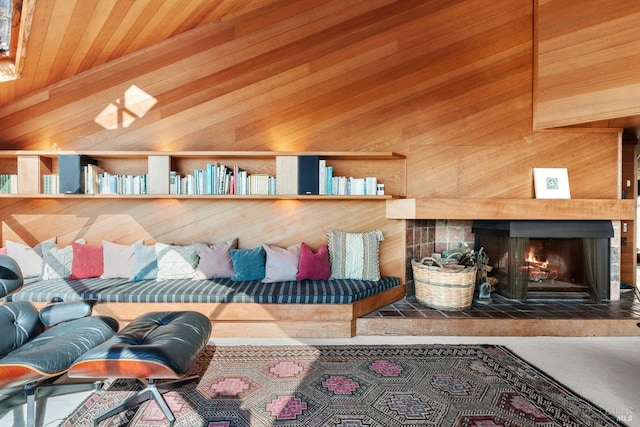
[357,292,640,336]
[377,219,638,336]
[365,292,640,321]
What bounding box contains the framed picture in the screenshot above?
[533,168,570,199]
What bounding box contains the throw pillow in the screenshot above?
[101,240,139,279]
[296,242,331,280]
[230,246,265,281]
[155,243,199,281]
[129,243,158,281]
[0,247,6,255]
[193,239,238,280]
[41,239,86,280]
[6,237,56,278]
[69,242,104,279]
[262,243,300,283]
[327,229,384,281]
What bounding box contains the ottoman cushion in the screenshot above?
[69,311,211,379]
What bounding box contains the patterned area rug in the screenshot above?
[61,344,624,427]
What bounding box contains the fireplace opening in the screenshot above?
[472,220,613,301]
[524,238,588,297]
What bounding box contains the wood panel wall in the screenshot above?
[535,0,640,129]
[408,129,620,199]
[0,198,403,279]
[0,0,630,287]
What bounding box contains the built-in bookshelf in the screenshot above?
[0,151,406,199]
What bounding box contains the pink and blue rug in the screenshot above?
[61,344,625,426]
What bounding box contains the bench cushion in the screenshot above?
[5,276,400,304]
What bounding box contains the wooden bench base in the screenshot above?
[32,284,406,338]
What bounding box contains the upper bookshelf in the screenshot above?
[0,151,406,200]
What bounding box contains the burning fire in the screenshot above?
[524,248,557,282]
[525,249,549,269]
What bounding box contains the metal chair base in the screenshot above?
[94,376,198,427]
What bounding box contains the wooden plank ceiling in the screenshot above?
[0,0,637,149]
[0,0,282,105]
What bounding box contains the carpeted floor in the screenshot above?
[60,344,624,427]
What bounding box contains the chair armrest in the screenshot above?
[39,299,97,326]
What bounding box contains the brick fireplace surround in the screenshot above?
[404,220,622,300]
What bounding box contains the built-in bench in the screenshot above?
[5,276,405,338]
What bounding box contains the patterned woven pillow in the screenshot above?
[155,243,199,281]
[327,230,384,281]
[41,239,86,280]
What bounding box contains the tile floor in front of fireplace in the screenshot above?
[364,290,640,320]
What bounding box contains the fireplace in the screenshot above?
[472,220,614,301]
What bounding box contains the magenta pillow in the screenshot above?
[296,242,330,280]
[69,242,104,279]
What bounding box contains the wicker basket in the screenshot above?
[411,257,477,311]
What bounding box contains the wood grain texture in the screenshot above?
[0,0,634,298]
[0,198,403,278]
[407,130,621,200]
[386,198,635,221]
[536,0,640,129]
[29,285,407,338]
[357,317,640,337]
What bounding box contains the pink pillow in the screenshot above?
[193,239,238,279]
[262,243,300,283]
[0,247,6,255]
[296,242,330,280]
[69,242,104,279]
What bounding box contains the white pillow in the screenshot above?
[101,240,140,279]
[6,238,56,278]
[155,243,199,281]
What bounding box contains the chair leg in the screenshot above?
[0,377,102,427]
[26,384,36,427]
[94,377,198,427]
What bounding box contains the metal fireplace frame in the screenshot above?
[472,220,614,301]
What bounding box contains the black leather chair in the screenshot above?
[69,310,212,427]
[0,255,119,427]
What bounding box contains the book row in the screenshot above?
[169,165,276,195]
[0,174,18,194]
[5,154,385,196]
[279,155,384,196]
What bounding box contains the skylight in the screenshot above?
[0,0,11,55]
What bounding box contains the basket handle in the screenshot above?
[419,257,444,268]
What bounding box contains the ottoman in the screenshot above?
[68,311,212,426]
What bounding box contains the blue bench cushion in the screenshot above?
[5,276,400,304]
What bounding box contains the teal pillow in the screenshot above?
[230,246,265,281]
[129,243,158,281]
